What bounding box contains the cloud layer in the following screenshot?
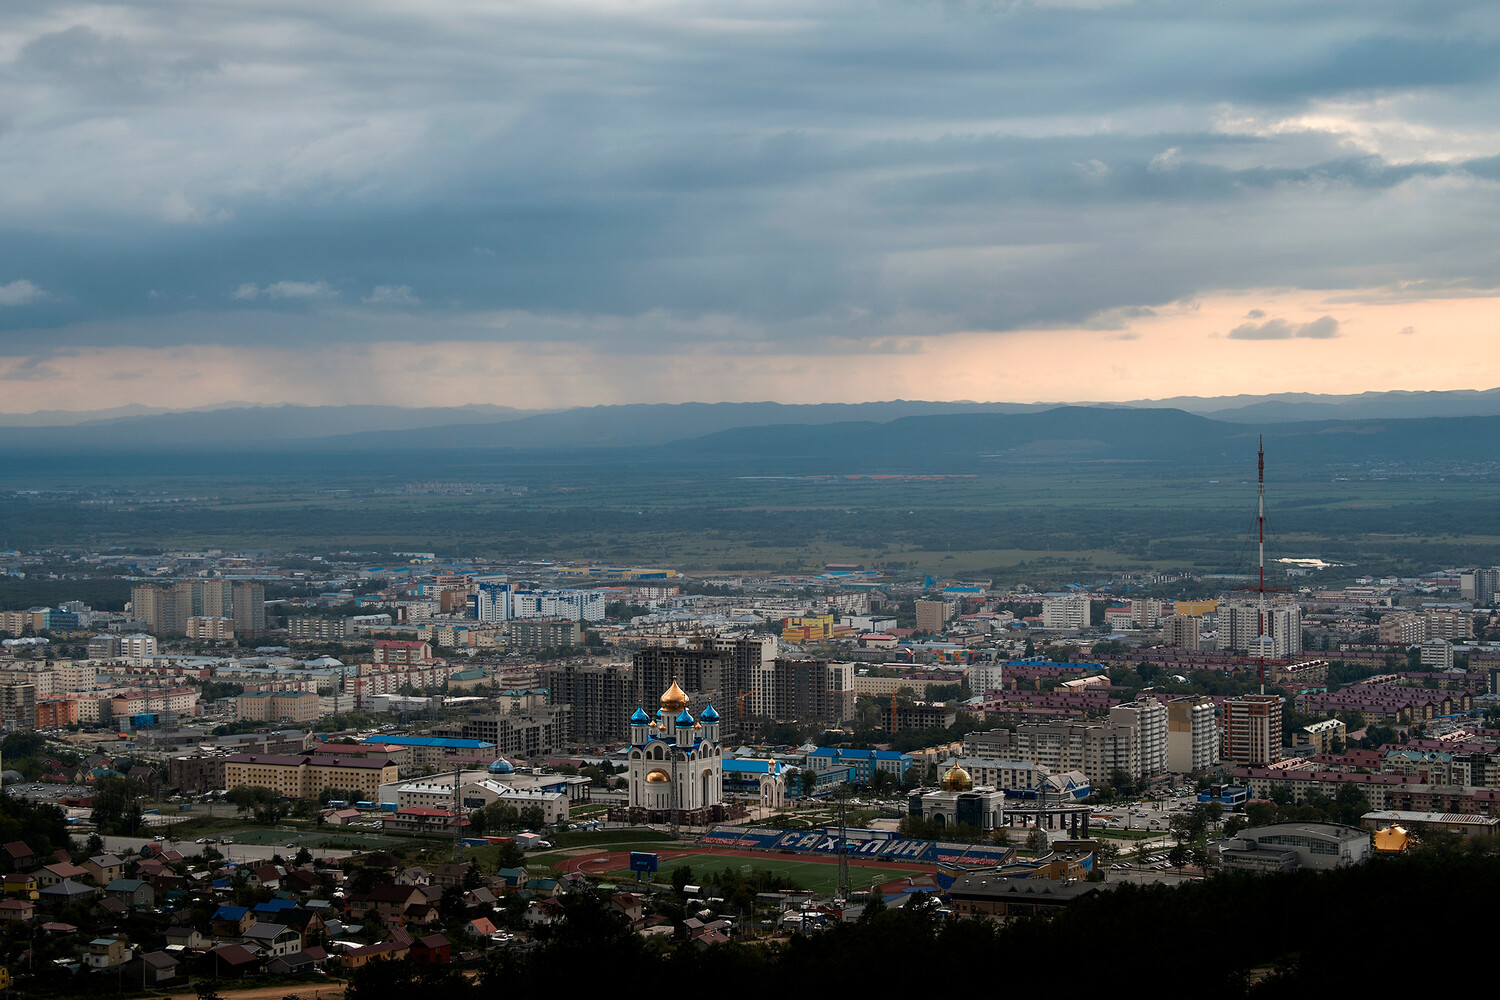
[1,0,1499,406]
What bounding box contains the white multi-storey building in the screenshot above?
[1041,594,1091,630]
[1419,638,1455,671]
[1014,722,1134,787]
[1132,599,1165,628]
[1222,596,1301,658]
[1167,696,1217,773]
[1111,699,1168,778]
[120,634,159,661]
[511,589,607,623]
[968,661,1005,699]
[471,583,511,623]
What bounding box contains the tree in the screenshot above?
[799,769,818,798]
[670,864,693,894]
[294,846,313,867]
[1026,827,1049,856]
[519,804,546,830]
[89,776,147,836]
[1332,783,1371,826]
[1245,801,1277,828]
[480,802,521,834]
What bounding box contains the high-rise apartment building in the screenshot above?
[0,683,36,731]
[545,661,634,742]
[1132,599,1165,628]
[511,589,606,622]
[632,635,773,739]
[132,579,264,636]
[1222,596,1301,658]
[762,657,854,726]
[1167,696,1217,773]
[1041,594,1091,630]
[435,705,572,758]
[915,599,954,634]
[1378,611,1425,645]
[1425,610,1473,641]
[1221,693,1282,766]
[232,583,266,638]
[1419,638,1455,671]
[1461,569,1500,605]
[1014,721,1135,787]
[968,660,1005,699]
[1160,614,1201,650]
[1110,699,1168,778]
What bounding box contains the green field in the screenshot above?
[613,852,930,895]
[3,452,1497,578]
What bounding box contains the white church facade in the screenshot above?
[620,679,731,824]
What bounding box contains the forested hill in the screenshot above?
[5,403,1500,476]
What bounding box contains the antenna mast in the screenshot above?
[1257,435,1266,696]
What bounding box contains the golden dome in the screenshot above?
[646,769,671,783]
[1373,825,1411,854]
[660,679,690,711]
[940,763,973,792]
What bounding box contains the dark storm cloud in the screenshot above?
[2,0,1500,349]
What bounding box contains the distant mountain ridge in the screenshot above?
[0,388,1498,454]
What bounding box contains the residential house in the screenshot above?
[0,899,35,923]
[464,917,497,938]
[410,933,451,964]
[247,865,283,890]
[104,878,154,909]
[37,862,88,888]
[345,885,427,923]
[608,892,644,925]
[207,943,260,978]
[165,926,208,951]
[242,922,302,959]
[2,841,36,873]
[523,898,565,927]
[494,867,529,890]
[2,873,39,899]
[83,936,132,970]
[211,904,256,937]
[134,951,181,986]
[39,879,98,910]
[80,854,127,887]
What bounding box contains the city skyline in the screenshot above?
[3,1,1500,413]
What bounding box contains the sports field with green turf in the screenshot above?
[606,852,929,894]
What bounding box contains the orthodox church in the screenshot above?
[624,679,727,824]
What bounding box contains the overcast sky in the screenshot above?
[2,0,1499,413]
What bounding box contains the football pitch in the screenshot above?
[606,852,930,894]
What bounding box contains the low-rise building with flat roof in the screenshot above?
[1218,822,1372,874]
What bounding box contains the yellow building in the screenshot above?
[1171,600,1218,618]
[782,614,835,643]
[223,753,398,800]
